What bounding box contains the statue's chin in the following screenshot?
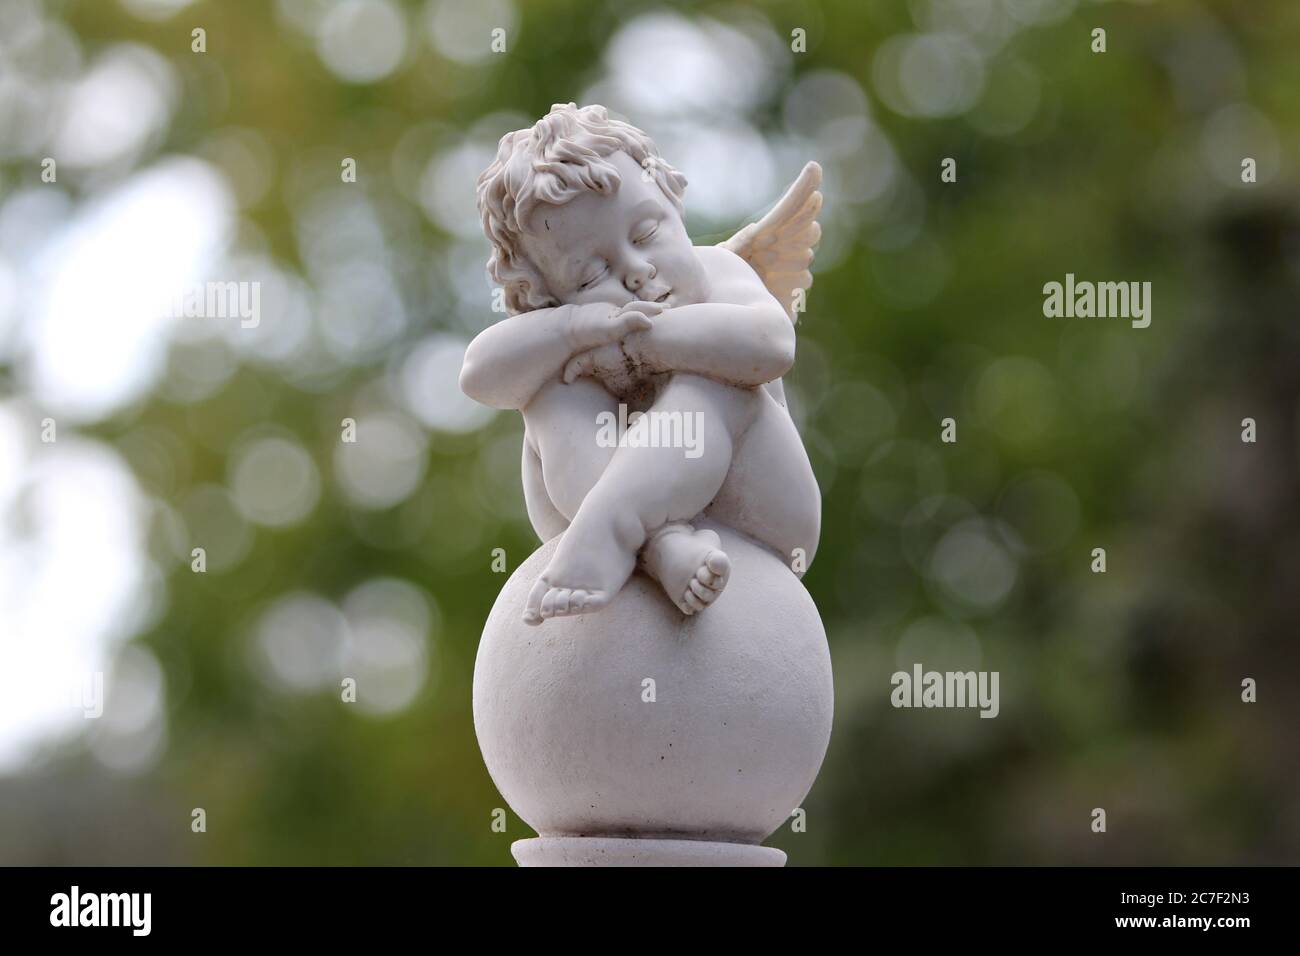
[472,523,834,848]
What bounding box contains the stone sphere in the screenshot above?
[473,524,833,845]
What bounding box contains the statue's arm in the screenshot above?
[459,307,574,411]
[462,303,659,410]
[636,246,795,388]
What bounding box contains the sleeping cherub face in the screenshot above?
[519,151,710,310]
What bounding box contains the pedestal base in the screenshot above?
[511,837,786,867]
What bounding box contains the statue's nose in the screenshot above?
[626,262,655,292]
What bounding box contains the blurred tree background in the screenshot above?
[0,0,1297,865]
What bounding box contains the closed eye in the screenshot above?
[633,225,659,245]
[578,265,607,290]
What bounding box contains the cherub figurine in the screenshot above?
[461,103,822,625]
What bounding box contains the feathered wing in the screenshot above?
[718,161,822,322]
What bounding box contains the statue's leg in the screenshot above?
[519,375,726,613]
[705,386,821,573]
[524,374,760,624]
[520,438,568,542]
[521,376,618,523]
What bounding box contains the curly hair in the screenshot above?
[476,103,688,314]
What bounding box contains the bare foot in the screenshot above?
[523,523,638,626]
[522,578,611,625]
[642,524,730,616]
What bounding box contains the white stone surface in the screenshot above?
[512,837,786,867]
[473,523,833,862]
[463,105,833,866]
[462,105,824,628]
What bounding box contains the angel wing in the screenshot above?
[718,161,822,323]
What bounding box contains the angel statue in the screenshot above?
[460,103,823,625]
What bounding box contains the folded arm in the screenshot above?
[460,302,655,410]
[639,302,794,387]
[459,307,572,410]
[567,246,795,389]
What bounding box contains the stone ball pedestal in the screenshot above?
[472,522,834,866]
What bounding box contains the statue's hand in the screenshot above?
[565,300,660,354]
[562,301,665,387]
